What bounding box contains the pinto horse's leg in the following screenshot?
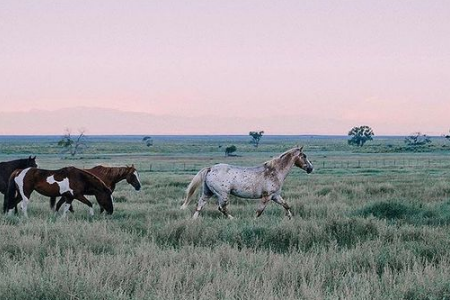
[61,197,74,218]
[255,195,271,218]
[55,197,75,213]
[271,195,293,219]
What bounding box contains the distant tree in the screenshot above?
[142,136,153,147]
[249,131,264,147]
[443,130,450,142]
[225,145,237,156]
[404,132,431,146]
[58,129,88,156]
[347,126,374,147]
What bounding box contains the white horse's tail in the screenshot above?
[180,167,210,210]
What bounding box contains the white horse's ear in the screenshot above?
[298,146,304,152]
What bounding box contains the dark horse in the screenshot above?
[0,156,37,213]
[4,166,114,217]
[0,156,37,195]
[52,165,141,213]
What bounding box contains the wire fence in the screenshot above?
[137,159,450,173]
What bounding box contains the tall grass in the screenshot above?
[1,136,450,299]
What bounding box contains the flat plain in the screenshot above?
[1,135,450,300]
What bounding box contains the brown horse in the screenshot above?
[4,166,114,217]
[52,165,141,213]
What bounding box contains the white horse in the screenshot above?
[181,146,313,219]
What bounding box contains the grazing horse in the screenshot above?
[52,165,141,213]
[181,146,313,219]
[4,166,114,217]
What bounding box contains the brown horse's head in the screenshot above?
[293,146,313,174]
[125,164,141,191]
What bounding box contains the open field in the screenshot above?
[1,135,450,300]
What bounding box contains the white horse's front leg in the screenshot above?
[218,195,234,219]
[272,195,293,219]
[255,196,271,218]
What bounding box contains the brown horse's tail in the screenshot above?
[180,167,210,210]
[4,172,18,213]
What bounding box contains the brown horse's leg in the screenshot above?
[271,195,293,219]
[256,195,271,218]
[74,195,94,216]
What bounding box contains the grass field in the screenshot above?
[1,135,450,300]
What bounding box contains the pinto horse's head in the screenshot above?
[126,165,141,191]
[293,146,313,174]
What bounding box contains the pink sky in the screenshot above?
[0,1,449,135]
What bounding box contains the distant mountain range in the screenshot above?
[0,106,447,135]
[0,107,346,135]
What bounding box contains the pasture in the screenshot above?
[1,135,450,300]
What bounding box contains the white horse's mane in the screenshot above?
[264,147,300,169]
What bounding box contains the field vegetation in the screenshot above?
[0,135,450,299]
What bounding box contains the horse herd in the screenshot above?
[1,146,314,219]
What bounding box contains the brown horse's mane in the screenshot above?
[76,168,111,193]
[90,165,131,181]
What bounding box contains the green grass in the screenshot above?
[1,136,450,299]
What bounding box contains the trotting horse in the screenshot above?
[4,166,114,217]
[180,146,313,219]
[51,165,142,213]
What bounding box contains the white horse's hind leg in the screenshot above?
[193,194,211,219]
[272,195,293,219]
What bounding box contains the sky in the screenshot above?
[0,0,449,135]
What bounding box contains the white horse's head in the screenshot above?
[293,146,313,174]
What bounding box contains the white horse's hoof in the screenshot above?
[180,203,187,210]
